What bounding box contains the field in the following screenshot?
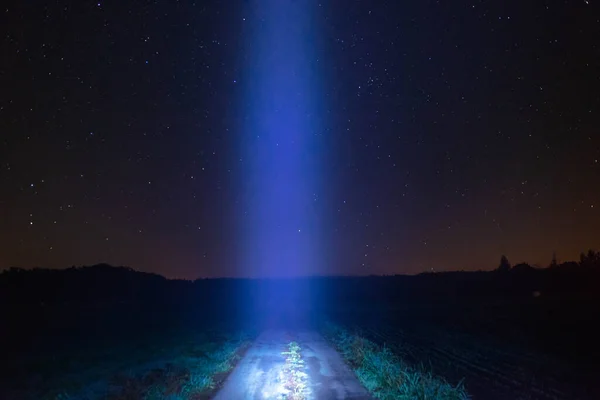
[1,266,599,399]
[321,275,600,400]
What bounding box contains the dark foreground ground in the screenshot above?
[1,264,599,399]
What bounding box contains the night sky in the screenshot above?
[1,1,599,279]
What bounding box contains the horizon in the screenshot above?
[0,252,583,281]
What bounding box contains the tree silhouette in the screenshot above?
[580,249,600,267]
[497,255,511,272]
[550,252,558,268]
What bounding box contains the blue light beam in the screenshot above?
[240,1,323,278]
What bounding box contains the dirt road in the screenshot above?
[213,330,371,400]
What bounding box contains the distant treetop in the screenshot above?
[497,255,511,272]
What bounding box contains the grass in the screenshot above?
[105,331,251,400]
[280,341,308,400]
[323,322,469,400]
[105,333,251,400]
[18,329,254,400]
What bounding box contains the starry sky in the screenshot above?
[1,1,599,279]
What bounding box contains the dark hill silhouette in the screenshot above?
[2,253,600,307]
[2,255,600,347]
[0,264,193,307]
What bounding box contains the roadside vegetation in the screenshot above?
[323,322,469,400]
[23,330,253,400]
[104,332,251,400]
